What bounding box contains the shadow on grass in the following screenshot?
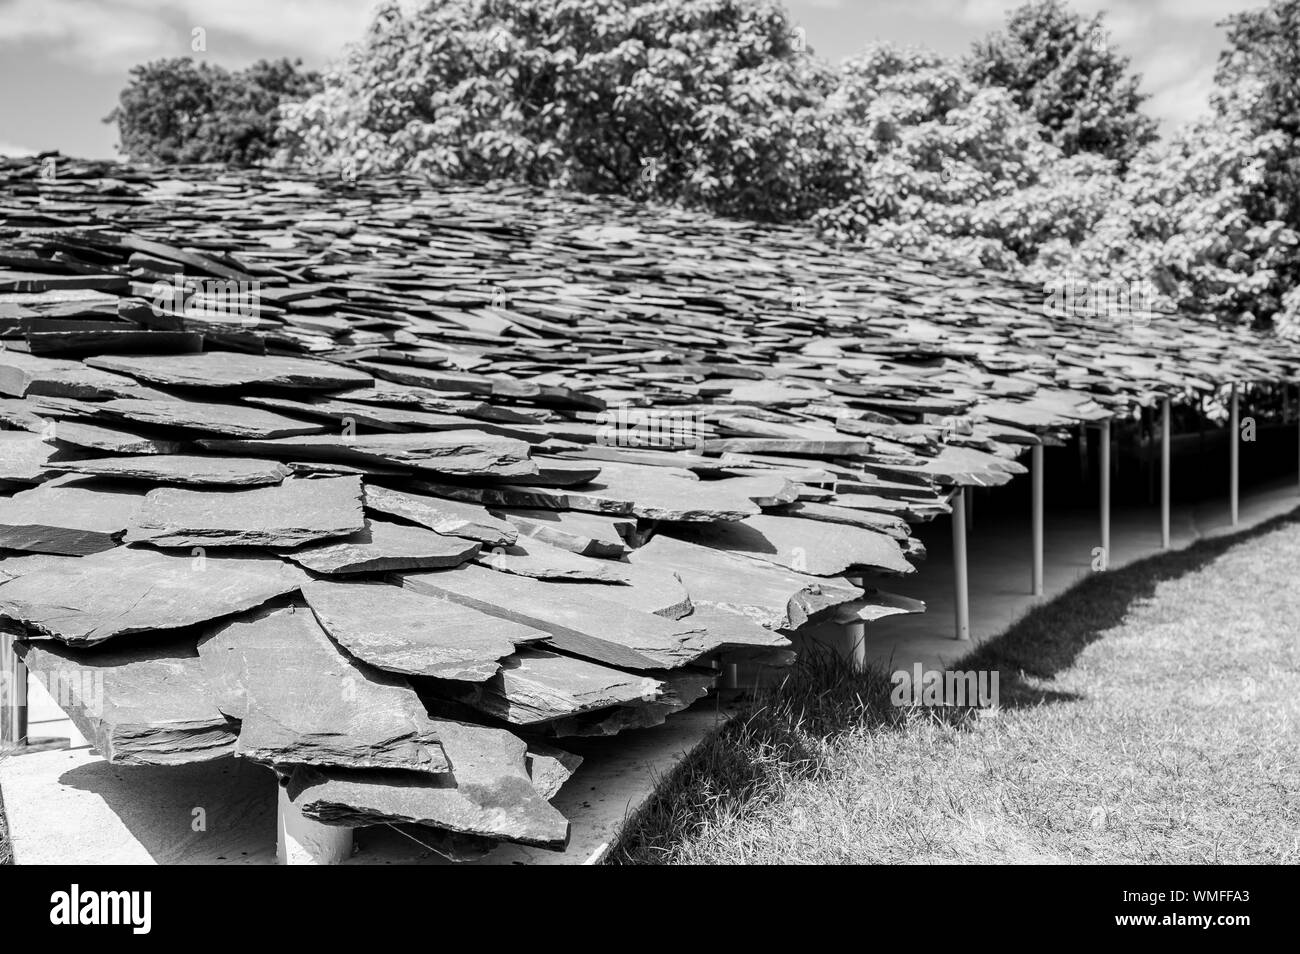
[608,511,1299,864]
[959,510,1298,706]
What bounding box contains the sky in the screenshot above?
[0,0,1266,159]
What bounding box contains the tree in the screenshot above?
[813,44,1118,270]
[1215,0,1300,138]
[1021,0,1300,336]
[277,0,857,221]
[107,58,321,165]
[967,0,1157,166]
[1031,116,1300,334]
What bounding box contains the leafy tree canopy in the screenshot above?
[107,57,320,165]
[1033,117,1300,332]
[814,45,1118,271]
[1215,0,1300,138]
[278,0,858,221]
[966,0,1157,166]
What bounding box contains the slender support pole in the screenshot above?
[1144,406,1155,505]
[1161,397,1171,549]
[843,575,867,668]
[277,785,354,865]
[952,488,970,640]
[722,660,738,690]
[1295,383,1299,496]
[965,486,974,532]
[1230,383,1240,527]
[1031,443,1044,596]
[1,632,28,752]
[844,620,866,671]
[1099,419,1111,569]
[1077,422,1088,484]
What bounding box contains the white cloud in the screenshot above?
[1145,62,1219,126]
[1151,0,1258,22]
[878,0,1256,30]
[0,141,35,156]
[0,0,382,71]
[148,0,381,59]
[0,0,176,69]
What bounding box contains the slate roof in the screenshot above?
[1,154,1296,854]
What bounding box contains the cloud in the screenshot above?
[152,0,381,59]
[0,0,381,71]
[1144,59,1219,126]
[1151,0,1258,22]
[874,0,1256,32]
[0,0,176,70]
[0,141,35,156]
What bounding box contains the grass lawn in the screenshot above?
[0,780,11,865]
[611,515,1300,864]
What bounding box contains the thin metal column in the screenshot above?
[845,620,866,670]
[722,660,738,690]
[277,784,354,865]
[1077,422,1089,484]
[952,488,970,640]
[1031,443,1044,596]
[0,632,27,752]
[1161,397,1171,548]
[1230,383,1240,526]
[1100,419,1111,569]
[844,575,866,669]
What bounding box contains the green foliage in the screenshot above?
[967,0,1157,166]
[813,45,1119,270]
[1031,117,1300,332]
[278,0,858,221]
[1216,0,1300,139]
[1208,0,1300,333]
[279,3,1136,269]
[106,57,321,166]
[1025,0,1300,336]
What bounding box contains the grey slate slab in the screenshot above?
[363,483,517,545]
[125,475,364,548]
[284,719,569,848]
[301,578,546,681]
[398,565,710,670]
[0,478,143,554]
[452,648,659,725]
[44,454,291,486]
[18,638,238,765]
[197,603,449,773]
[0,547,307,645]
[87,350,373,390]
[283,518,479,575]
